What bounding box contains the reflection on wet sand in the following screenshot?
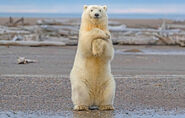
[73,110,114,118]
[1,110,185,118]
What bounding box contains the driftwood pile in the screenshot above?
[0,18,185,47]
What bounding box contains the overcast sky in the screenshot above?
[0,0,185,14]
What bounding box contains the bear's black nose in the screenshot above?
[95,13,99,17]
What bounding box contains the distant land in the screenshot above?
[0,12,185,20]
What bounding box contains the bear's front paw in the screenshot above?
[74,105,89,111]
[92,39,104,56]
[93,49,103,57]
[92,28,103,33]
[99,105,114,110]
[92,28,108,40]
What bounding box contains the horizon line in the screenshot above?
[0,12,185,15]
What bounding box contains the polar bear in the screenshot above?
[70,5,115,111]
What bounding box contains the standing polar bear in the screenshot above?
[70,5,115,111]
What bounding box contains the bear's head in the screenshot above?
[82,5,108,26]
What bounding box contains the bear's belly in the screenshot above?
[83,73,110,105]
[71,56,112,105]
[84,57,110,102]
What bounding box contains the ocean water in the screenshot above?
[0,12,185,20]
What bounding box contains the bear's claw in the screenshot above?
[73,105,89,111]
[99,105,114,110]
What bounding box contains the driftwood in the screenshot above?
[108,21,121,26]
[0,41,65,46]
[0,29,30,35]
[0,35,12,40]
[109,25,126,32]
[109,26,180,34]
[17,57,37,64]
[112,36,160,45]
[153,20,185,47]
[41,25,78,33]
[6,17,24,26]
[168,24,185,30]
[155,34,185,47]
[40,25,79,38]
[37,19,80,26]
[155,34,175,45]
[13,18,24,26]
[12,35,23,41]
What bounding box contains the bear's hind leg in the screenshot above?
[71,81,91,111]
[99,79,115,110]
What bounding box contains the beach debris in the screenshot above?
[0,18,185,47]
[109,25,127,32]
[17,57,37,64]
[167,24,185,30]
[0,40,66,46]
[158,19,167,31]
[112,36,159,45]
[6,17,24,26]
[37,19,80,26]
[12,35,23,41]
[152,20,185,47]
[155,34,185,47]
[108,21,121,26]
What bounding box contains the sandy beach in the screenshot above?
[0,45,185,118]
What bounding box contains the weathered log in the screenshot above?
[109,25,127,32]
[9,17,13,24]
[154,34,175,45]
[42,37,78,46]
[40,25,79,37]
[13,17,24,26]
[12,35,23,41]
[6,17,25,26]
[0,40,66,46]
[37,19,80,26]
[41,25,78,32]
[112,36,159,45]
[108,21,122,26]
[109,25,180,34]
[0,30,30,35]
[155,34,185,47]
[167,24,185,30]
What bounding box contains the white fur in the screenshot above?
[70,5,115,111]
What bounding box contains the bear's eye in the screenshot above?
[99,10,101,12]
[91,10,93,12]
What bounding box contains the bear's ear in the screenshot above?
[103,5,107,11]
[84,5,88,10]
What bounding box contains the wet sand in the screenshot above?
[0,45,185,117]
